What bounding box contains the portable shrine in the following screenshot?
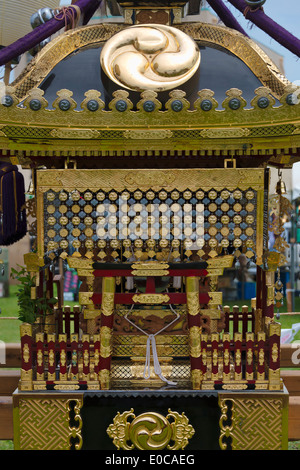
[0,0,299,450]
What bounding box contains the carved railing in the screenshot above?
[19,305,281,392]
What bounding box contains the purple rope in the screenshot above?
[206,0,249,36]
[226,0,300,58]
[0,0,101,67]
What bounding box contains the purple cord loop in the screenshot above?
[54,6,81,31]
[0,0,101,67]
[227,0,300,58]
[206,0,248,37]
[243,5,264,18]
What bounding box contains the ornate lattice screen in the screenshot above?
[36,168,268,264]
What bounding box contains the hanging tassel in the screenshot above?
[0,162,27,245]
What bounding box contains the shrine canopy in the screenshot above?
[0,0,298,171]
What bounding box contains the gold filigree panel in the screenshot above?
[219,395,287,450]
[15,395,83,450]
[177,23,290,98]
[11,23,290,100]
[36,168,266,262]
[37,167,264,192]
[107,408,195,450]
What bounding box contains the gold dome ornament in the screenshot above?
[100,24,200,92]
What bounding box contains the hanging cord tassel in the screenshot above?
[243,5,264,19]
[54,6,81,31]
[144,334,177,386]
[125,301,180,386]
[226,0,300,58]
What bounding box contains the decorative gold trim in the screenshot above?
[177,23,290,98]
[67,399,83,450]
[185,276,200,316]
[107,408,195,450]
[11,23,290,100]
[11,24,125,99]
[124,129,173,139]
[101,277,115,316]
[78,292,94,305]
[131,261,170,276]
[100,326,112,358]
[189,326,201,358]
[50,128,100,139]
[36,168,265,193]
[132,293,170,304]
[15,394,83,450]
[20,323,32,337]
[200,128,251,139]
[23,252,44,272]
[218,394,287,450]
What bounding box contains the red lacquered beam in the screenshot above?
[93,269,208,277]
[91,292,211,305]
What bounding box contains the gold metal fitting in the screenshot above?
[276,170,287,195]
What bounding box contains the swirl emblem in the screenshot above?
[129,412,173,450]
[107,408,195,450]
[100,24,200,92]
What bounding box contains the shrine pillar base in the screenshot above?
[13,388,289,450]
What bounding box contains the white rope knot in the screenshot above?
[125,299,180,387]
[144,334,177,386]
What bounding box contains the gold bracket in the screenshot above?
[64,158,77,169]
[224,158,236,168]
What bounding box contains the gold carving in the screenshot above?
[67,399,83,450]
[131,261,170,277]
[272,343,279,363]
[37,168,265,193]
[100,326,112,358]
[24,252,44,272]
[20,323,33,337]
[219,395,287,450]
[100,24,200,92]
[100,369,110,389]
[48,350,55,368]
[189,326,201,358]
[132,293,170,304]
[101,293,115,317]
[78,292,94,305]
[177,23,290,98]
[124,129,173,140]
[50,128,100,139]
[10,22,290,102]
[15,395,83,450]
[22,344,30,363]
[37,349,43,368]
[200,128,250,139]
[54,384,80,390]
[107,408,195,450]
[186,292,200,316]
